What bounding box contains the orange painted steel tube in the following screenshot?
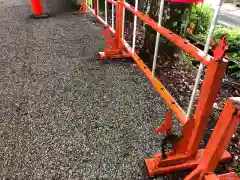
[121,41,187,124]
[131,52,187,124]
[187,60,228,155]
[184,98,240,180]
[114,0,124,51]
[107,0,215,65]
[120,2,212,66]
[87,1,187,124]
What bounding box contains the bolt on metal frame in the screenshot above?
[77,0,239,179]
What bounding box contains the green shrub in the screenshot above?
[188,3,213,35]
[214,26,240,49]
[187,3,240,80]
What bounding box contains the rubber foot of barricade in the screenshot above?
[30,13,51,19]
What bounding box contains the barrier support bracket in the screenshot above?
[145,150,231,177]
[144,36,230,177]
[184,97,240,180]
[99,0,131,60]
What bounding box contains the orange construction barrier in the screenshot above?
[78,0,240,179]
[30,0,50,18]
[184,98,240,180]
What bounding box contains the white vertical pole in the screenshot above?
[105,0,108,23]
[186,0,223,120]
[152,0,165,76]
[132,0,139,53]
[112,4,115,29]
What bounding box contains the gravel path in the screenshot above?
[0,1,170,179]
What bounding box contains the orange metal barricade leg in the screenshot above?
[99,0,130,59]
[144,37,231,177]
[184,97,240,180]
[75,0,88,14]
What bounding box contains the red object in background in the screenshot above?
[30,0,44,15]
[169,0,203,2]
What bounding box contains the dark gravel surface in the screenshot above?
[0,1,175,179]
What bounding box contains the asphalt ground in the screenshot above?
[0,1,179,179]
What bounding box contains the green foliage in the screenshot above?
[229,58,240,79]
[214,25,240,79]
[187,3,240,80]
[214,26,240,48]
[188,3,213,35]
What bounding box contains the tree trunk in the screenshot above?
[140,0,191,65]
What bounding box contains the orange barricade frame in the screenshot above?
[77,0,240,179]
